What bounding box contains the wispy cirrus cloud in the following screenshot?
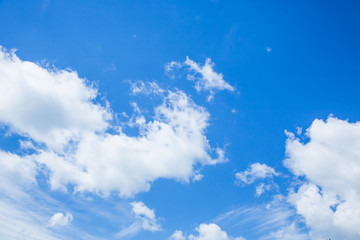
[214,196,309,240]
[0,150,101,240]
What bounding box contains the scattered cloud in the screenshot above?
[170,223,245,240]
[285,116,360,240]
[235,163,278,185]
[131,201,161,232]
[170,230,186,240]
[165,61,183,79]
[49,212,73,227]
[266,47,272,53]
[103,64,117,72]
[165,57,234,101]
[130,80,164,95]
[184,57,234,93]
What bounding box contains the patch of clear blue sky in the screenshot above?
[1,0,360,239]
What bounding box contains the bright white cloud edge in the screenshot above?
[170,223,245,240]
[285,116,360,240]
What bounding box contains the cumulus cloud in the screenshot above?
[285,116,360,240]
[184,57,234,93]
[235,163,278,185]
[0,47,111,152]
[165,57,234,100]
[131,201,161,232]
[49,212,73,227]
[0,47,224,198]
[170,223,245,240]
[34,90,224,197]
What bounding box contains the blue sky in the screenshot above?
[1,1,360,239]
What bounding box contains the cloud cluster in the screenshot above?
[170,223,245,240]
[35,90,224,197]
[0,47,224,198]
[285,116,360,240]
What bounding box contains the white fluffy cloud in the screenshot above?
[184,57,234,92]
[0,47,224,198]
[34,90,224,197]
[0,47,111,152]
[235,163,278,184]
[165,57,234,100]
[49,212,73,227]
[285,116,360,240]
[170,223,245,240]
[0,150,36,184]
[131,201,161,232]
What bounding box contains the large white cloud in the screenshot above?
[285,116,360,240]
[170,223,245,240]
[34,90,224,197]
[0,47,111,152]
[0,47,224,197]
